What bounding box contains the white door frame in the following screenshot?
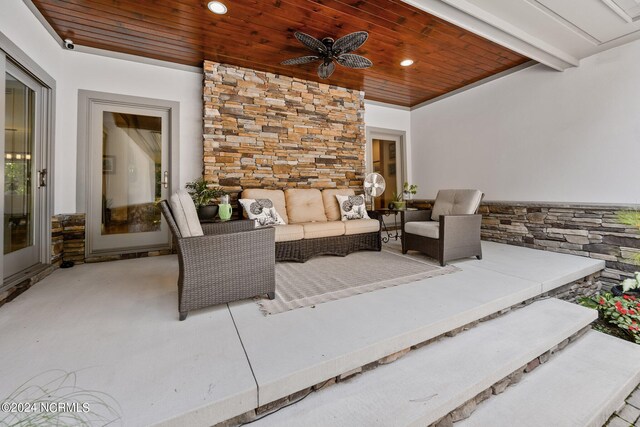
[77,90,180,257]
[365,126,408,194]
[0,31,55,286]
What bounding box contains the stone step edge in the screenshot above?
[432,324,593,427]
[221,301,595,427]
[216,272,599,427]
[605,383,640,426]
[454,330,640,427]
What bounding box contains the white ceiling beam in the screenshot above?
[402,0,580,70]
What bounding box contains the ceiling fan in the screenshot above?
[281,31,373,79]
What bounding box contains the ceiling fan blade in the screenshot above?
[336,54,373,69]
[332,31,369,55]
[281,56,320,65]
[318,61,336,79]
[294,32,328,54]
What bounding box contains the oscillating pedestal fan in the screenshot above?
[364,173,386,210]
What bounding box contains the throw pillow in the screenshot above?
[238,198,286,227]
[335,194,370,221]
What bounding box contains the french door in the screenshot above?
[2,59,49,279]
[85,99,172,255]
[367,131,405,210]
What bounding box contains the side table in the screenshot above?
[369,208,419,243]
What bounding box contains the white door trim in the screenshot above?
[77,90,180,257]
[365,126,408,190]
[0,31,55,285]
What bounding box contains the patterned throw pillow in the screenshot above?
[239,198,286,227]
[335,194,370,221]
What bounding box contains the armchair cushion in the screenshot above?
[405,221,440,239]
[169,190,204,237]
[285,189,327,223]
[431,189,483,221]
[322,189,355,221]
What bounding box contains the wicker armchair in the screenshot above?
[402,190,484,266]
[160,201,275,320]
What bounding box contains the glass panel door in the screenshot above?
[101,112,162,236]
[372,137,400,210]
[88,103,169,254]
[3,66,41,277]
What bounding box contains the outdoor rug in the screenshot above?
[257,244,459,315]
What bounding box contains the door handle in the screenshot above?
[162,171,169,189]
[37,169,47,188]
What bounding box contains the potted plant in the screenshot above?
[403,182,418,200]
[185,178,227,220]
[611,273,640,297]
[389,192,406,210]
[612,211,640,296]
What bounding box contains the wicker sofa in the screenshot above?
[240,188,381,262]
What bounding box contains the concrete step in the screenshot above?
[250,298,597,426]
[459,330,640,427]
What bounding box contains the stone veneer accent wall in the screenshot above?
[55,213,87,264]
[202,61,366,196]
[413,200,640,289]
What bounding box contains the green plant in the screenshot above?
[403,182,418,196]
[619,211,640,229]
[392,191,403,202]
[185,178,226,209]
[579,292,640,344]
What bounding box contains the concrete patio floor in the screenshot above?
[0,242,604,426]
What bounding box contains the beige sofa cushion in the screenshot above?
[405,221,440,239]
[274,224,304,242]
[285,189,327,224]
[169,190,204,237]
[242,189,288,224]
[322,189,355,221]
[431,189,483,221]
[344,219,380,235]
[301,221,345,239]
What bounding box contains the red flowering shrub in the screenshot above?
[580,293,640,344]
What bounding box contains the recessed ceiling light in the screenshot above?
[208,1,228,14]
[400,59,414,67]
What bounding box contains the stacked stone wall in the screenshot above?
[203,61,366,198]
[412,200,640,289]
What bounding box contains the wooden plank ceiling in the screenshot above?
[31,0,530,107]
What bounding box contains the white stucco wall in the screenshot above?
[58,52,203,213]
[409,39,640,204]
